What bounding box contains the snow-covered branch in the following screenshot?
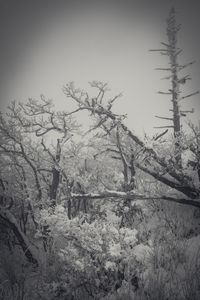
[70,190,200,208]
[64,82,199,200]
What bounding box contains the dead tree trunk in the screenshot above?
[167,7,182,168]
[151,7,199,169]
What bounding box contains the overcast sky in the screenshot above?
[0,0,200,137]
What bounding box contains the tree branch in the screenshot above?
[70,190,200,208]
[0,206,39,265]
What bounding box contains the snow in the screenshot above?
[133,244,152,262]
[105,261,116,271]
[109,243,122,257]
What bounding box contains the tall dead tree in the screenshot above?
[150,7,199,169]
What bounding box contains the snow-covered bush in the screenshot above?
[31,203,153,299]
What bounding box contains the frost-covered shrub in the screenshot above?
[33,204,150,299]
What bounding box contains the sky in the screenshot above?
[0,0,200,137]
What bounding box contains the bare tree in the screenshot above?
[63,81,200,207]
[0,96,78,257]
[150,7,199,169]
